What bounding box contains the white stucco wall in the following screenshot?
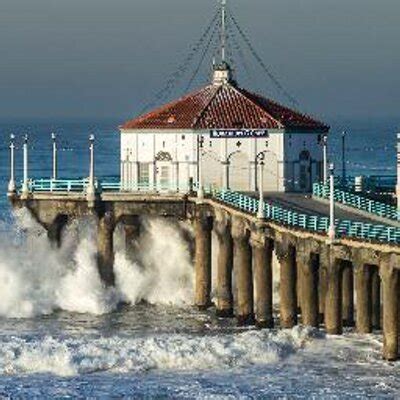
[120,128,324,192]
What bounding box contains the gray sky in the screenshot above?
[1,0,399,122]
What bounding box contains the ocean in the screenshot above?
[0,118,398,398]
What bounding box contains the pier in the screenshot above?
[7,156,400,361]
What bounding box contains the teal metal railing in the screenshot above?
[21,179,400,244]
[313,182,399,221]
[214,189,400,244]
[27,178,191,194]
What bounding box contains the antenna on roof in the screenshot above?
[221,0,227,63]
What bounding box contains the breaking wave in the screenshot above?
[0,210,194,318]
[0,327,312,376]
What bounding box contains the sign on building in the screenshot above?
[210,129,269,139]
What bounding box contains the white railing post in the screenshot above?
[7,134,16,196]
[257,159,265,219]
[52,132,57,180]
[322,134,328,183]
[86,134,96,201]
[21,134,29,197]
[328,163,336,242]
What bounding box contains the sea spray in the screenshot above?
[0,211,194,318]
[114,218,194,306]
[0,209,64,317]
[56,218,118,314]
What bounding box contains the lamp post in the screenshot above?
[7,134,16,195]
[257,155,265,219]
[21,134,29,196]
[222,160,229,190]
[322,134,328,183]
[223,150,241,191]
[328,163,336,242]
[87,134,96,200]
[52,132,57,180]
[341,131,346,185]
[197,135,204,199]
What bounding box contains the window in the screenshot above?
[139,163,150,186]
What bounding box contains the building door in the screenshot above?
[157,162,171,190]
[299,150,311,192]
[155,151,173,191]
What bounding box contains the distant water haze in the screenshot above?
[1,0,400,121]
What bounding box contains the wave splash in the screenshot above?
[0,327,312,376]
[0,210,194,318]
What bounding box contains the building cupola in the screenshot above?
[213,61,232,85]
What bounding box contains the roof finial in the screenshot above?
[221,0,227,63]
[212,0,231,85]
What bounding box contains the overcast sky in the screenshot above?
[1,0,399,122]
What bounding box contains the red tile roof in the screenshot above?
[121,83,329,132]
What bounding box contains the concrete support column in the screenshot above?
[380,257,399,361]
[342,262,354,327]
[97,212,115,286]
[297,247,319,328]
[324,258,343,335]
[232,218,253,326]
[318,251,329,321]
[124,219,141,263]
[214,213,233,317]
[355,263,372,334]
[371,267,381,330]
[251,232,274,328]
[194,215,212,310]
[276,240,297,328]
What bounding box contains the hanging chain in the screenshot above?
[185,17,220,92]
[139,9,221,114]
[227,9,299,107]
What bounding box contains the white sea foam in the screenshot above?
[0,211,194,318]
[114,219,194,306]
[0,327,312,376]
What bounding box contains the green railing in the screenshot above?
[21,179,400,244]
[313,182,399,222]
[27,179,191,194]
[214,189,400,244]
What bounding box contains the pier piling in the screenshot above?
[297,247,319,328]
[342,261,355,327]
[380,257,399,361]
[324,257,343,335]
[194,215,212,310]
[97,212,115,286]
[355,262,372,334]
[232,218,254,326]
[371,267,381,330]
[276,240,297,328]
[251,232,274,328]
[123,216,141,263]
[214,213,233,317]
